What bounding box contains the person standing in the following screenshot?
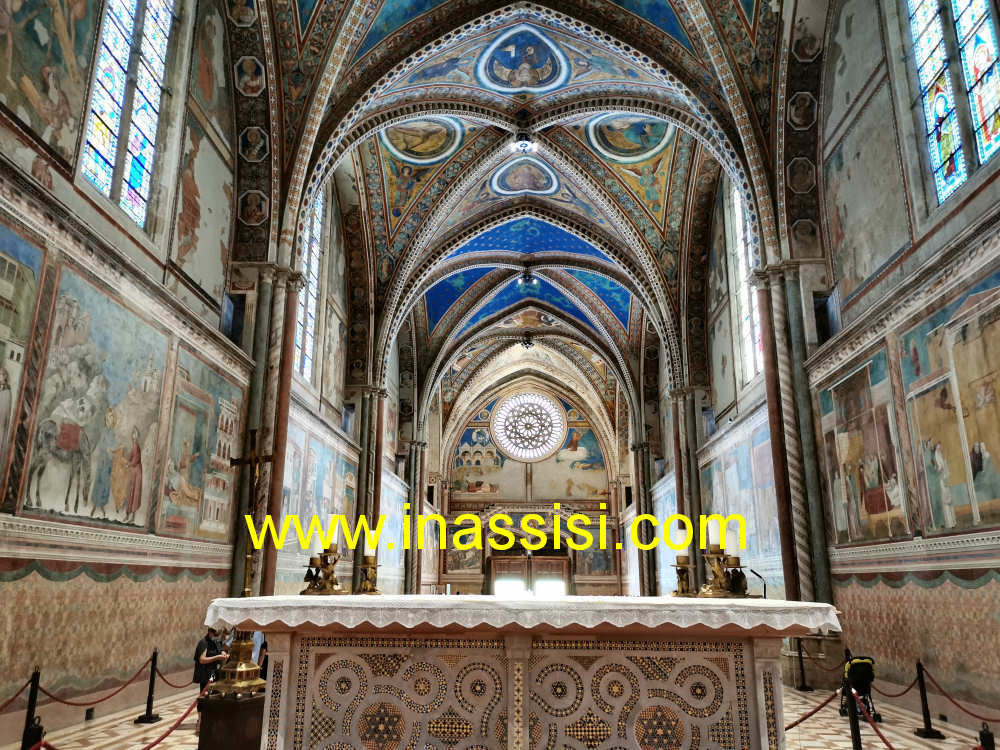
[193,627,228,733]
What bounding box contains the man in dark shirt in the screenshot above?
[193,627,228,733]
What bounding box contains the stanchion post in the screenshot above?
[979,722,995,750]
[135,649,162,724]
[914,660,945,740]
[20,668,43,750]
[844,681,863,750]
[796,638,814,692]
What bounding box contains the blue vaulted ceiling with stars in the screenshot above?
[257,0,780,430]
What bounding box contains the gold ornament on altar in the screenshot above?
[698,545,749,598]
[358,555,380,594]
[671,555,696,597]
[208,631,266,697]
[301,543,348,595]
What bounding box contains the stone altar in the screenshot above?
[204,595,840,750]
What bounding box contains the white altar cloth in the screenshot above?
[209,596,840,750]
[206,594,841,635]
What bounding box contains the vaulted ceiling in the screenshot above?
[228,0,798,444]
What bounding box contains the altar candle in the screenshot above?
[705,517,722,548]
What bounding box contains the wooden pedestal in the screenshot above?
[196,692,264,750]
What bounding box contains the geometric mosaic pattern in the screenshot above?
[531,639,749,750]
[293,637,506,749]
[22,680,983,750]
[282,635,762,750]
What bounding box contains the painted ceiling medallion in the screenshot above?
[490,156,560,196]
[586,114,676,164]
[475,24,570,94]
[378,116,464,165]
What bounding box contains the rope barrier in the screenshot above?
[853,688,898,750]
[0,677,31,712]
[37,659,152,708]
[924,667,1000,723]
[799,644,848,672]
[138,683,212,750]
[784,688,840,731]
[154,668,193,690]
[872,676,919,699]
[26,684,210,750]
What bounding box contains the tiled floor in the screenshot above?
[2,690,203,750]
[784,687,982,749]
[6,685,984,749]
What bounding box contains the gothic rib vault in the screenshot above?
[253,3,785,467]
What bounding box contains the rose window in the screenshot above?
[491,392,567,462]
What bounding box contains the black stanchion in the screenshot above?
[796,638,814,692]
[20,668,43,750]
[914,660,945,740]
[844,680,863,750]
[980,722,996,750]
[134,648,162,724]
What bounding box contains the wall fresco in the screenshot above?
[189,0,234,147]
[171,112,233,309]
[899,269,1000,533]
[25,268,168,529]
[823,85,910,305]
[0,0,101,161]
[698,410,785,598]
[819,349,909,544]
[158,347,243,542]
[0,225,42,476]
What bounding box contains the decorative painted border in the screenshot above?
[0,558,230,583]
[827,530,1000,572]
[0,514,234,568]
[832,568,1000,589]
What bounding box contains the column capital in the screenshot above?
[285,271,307,293]
[631,442,649,452]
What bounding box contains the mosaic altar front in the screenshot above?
[271,634,774,750]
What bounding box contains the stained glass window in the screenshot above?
[294,193,326,381]
[951,0,1000,162]
[491,392,567,462]
[730,183,763,383]
[907,0,969,201]
[82,0,177,227]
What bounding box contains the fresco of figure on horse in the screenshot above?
[24,269,166,527]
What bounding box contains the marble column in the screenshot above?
[682,390,704,590]
[633,441,657,595]
[630,442,650,596]
[754,272,801,600]
[229,265,274,597]
[403,441,425,594]
[671,397,685,516]
[351,389,375,591]
[784,266,832,603]
[768,268,815,601]
[260,271,302,597]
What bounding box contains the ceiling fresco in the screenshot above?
[442,217,614,262]
[376,115,481,235]
[424,267,497,332]
[381,21,660,101]
[352,3,695,67]
[358,121,505,288]
[436,153,619,235]
[566,270,632,328]
[460,276,600,335]
[559,113,679,232]
[271,0,794,442]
